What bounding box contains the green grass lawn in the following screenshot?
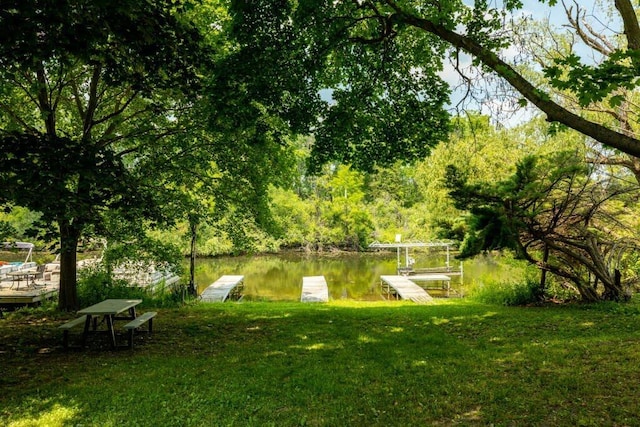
[2,298,640,426]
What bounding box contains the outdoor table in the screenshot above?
[7,268,38,289]
[78,299,142,348]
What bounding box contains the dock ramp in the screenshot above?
[301,276,329,302]
[200,275,244,302]
[380,275,433,304]
[405,273,451,297]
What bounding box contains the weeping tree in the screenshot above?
[0,0,210,310]
[447,151,638,302]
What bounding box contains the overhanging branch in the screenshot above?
[384,3,640,158]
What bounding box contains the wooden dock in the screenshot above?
[404,273,451,297]
[301,276,329,302]
[380,275,433,304]
[200,275,244,302]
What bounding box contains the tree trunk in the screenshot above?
[601,269,626,301]
[188,218,198,297]
[575,284,600,302]
[538,245,549,301]
[58,221,81,311]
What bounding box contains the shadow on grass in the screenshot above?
[1,300,640,426]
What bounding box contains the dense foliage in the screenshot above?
[3,1,640,305]
[447,151,639,301]
[216,0,451,171]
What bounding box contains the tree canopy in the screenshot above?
[237,0,640,158]
[1,0,453,309]
[219,0,451,171]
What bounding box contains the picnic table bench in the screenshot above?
[123,311,157,349]
[59,315,89,348]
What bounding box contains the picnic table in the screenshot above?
[77,299,142,348]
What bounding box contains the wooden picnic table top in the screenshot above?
[78,299,142,316]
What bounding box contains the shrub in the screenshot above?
[469,277,542,306]
[77,267,190,309]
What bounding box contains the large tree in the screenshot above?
[0,0,210,310]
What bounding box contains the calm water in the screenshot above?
[192,251,514,301]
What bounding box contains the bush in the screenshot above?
[461,251,542,305]
[1,298,59,320]
[543,279,581,302]
[469,277,542,306]
[77,267,191,309]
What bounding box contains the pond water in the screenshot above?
[193,250,517,301]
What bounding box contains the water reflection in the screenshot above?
[193,251,473,301]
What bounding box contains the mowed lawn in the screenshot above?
[1,298,640,426]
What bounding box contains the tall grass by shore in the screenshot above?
[2,298,640,426]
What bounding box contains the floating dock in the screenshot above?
[380,275,433,304]
[139,270,180,293]
[301,276,329,302]
[200,275,244,302]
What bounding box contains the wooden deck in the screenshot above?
[301,276,329,302]
[0,280,59,305]
[380,275,433,304]
[200,275,244,302]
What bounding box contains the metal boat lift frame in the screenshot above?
[368,241,454,270]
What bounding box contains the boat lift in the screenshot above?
[368,237,455,271]
[369,237,463,295]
